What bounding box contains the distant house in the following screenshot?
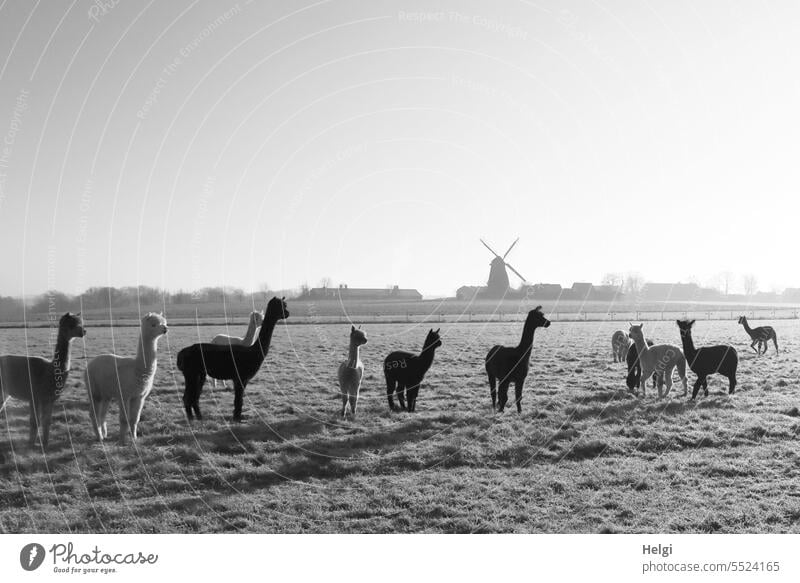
[456,286,482,300]
[568,282,594,301]
[532,283,563,299]
[591,284,623,301]
[783,288,800,301]
[641,282,701,301]
[307,285,422,301]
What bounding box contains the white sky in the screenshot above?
[0,0,798,297]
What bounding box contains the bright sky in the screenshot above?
[0,0,797,298]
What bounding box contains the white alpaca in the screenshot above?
[337,326,367,418]
[84,313,168,443]
[628,323,688,398]
[611,330,629,363]
[209,311,263,388]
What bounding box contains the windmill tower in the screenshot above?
[480,238,529,297]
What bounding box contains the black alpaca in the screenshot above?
[738,316,778,355]
[177,297,288,421]
[384,328,442,412]
[676,320,738,399]
[485,306,550,413]
[626,339,657,391]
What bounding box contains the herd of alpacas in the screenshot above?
[0,297,781,450]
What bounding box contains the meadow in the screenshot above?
[1,316,799,533]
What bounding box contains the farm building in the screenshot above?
[531,283,563,299]
[306,285,422,301]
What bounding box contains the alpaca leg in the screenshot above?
[773,336,779,354]
[28,402,40,447]
[129,397,145,442]
[750,340,759,354]
[385,375,398,411]
[691,377,703,400]
[98,399,111,438]
[183,373,196,421]
[760,339,768,355]
[350,391,359,417]
[407,385,419,413]
[39,399,54,450]
[497,381,510,412]
[397,383,407,411]
[341,393,348,418]
[89,394,105,441]
[728,373,736,394]
[514,379,525,413]
[232,380,245,422]
[488,374,497,410]
[118,399,131,445]
[662,368,673,398]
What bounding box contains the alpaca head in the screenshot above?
[628,322,644,341]
[60,312,86,339]
[265,296,290,321]
[142,312,168,339]
[737,315,746,325]
[424,328,442,351]
[350,325,367,346]
[527,306,551,328]
[250,310,264,327]
[676,319,696,338]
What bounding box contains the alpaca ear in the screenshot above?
[690,319,696,325]
[676,320,681,325]
[436,328,440,333]
[351,325,355,332]
[639,322,644,328]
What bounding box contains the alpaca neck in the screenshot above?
[135,334,160,375]
[242,317,259,345]
[252,316,278,358]
[517,318,537,352]
[346,341,361,368]
[630,333,650,359]
[679,331,697,360]
[741,318,753,335]
[52,330,74,393]
[418,342,437,370]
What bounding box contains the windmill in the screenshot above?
[480,238,529,297]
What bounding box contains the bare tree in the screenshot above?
[601,272,623,288]
[624,272,645,295]
[742,274,758,296]
[318,277,332,289]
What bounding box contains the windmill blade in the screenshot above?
[502,237,519,259]
[480,239,501,258]
[505,262,528,284]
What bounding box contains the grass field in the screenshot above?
[1,317,799,533]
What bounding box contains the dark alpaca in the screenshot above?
[0,313,86,449]
[626,339,657,391]
[384,328,442,412]
[177,297,288,421]
[676,319,738,399]
[738,316,778,355]
[485,306,550,413]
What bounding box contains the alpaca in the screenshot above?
[177,297,288,421]
[384,328,442,412]
[84,313,168,444]
[625,339,657,391]
[627,324,688,398]
[485,307,550,413]
[209,310,263,387]
[611,330,629,363]
[738,316,778,355]
[677,320,738,399]
[0,312,86,449]
[337,326,367,418]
